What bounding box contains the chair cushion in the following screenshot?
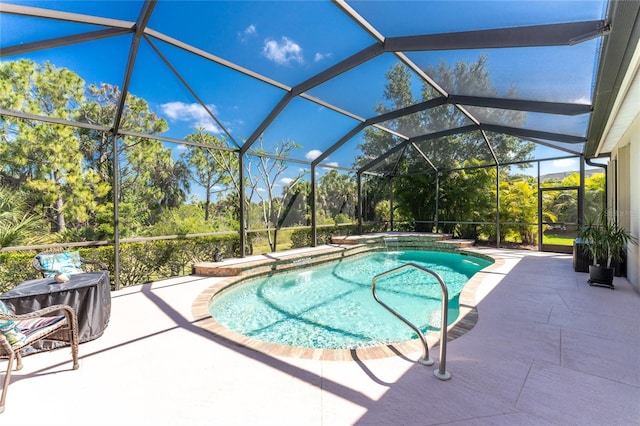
[36,251,83,277]
[0,300,26,346]
[17,316,66,344]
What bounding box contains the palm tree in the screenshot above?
[0,187,49,247]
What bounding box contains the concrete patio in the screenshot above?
[1,247,639,425]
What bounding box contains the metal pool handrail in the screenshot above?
[371,263,451,381]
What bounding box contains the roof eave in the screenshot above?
[586,0,640,158]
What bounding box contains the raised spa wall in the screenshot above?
[192,232,478,278]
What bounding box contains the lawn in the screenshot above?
[543,234,575,246]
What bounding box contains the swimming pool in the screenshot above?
[208,250,492,350]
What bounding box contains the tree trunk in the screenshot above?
[204,187,211,222]
[271,227,278,253]
[56,196,66,231]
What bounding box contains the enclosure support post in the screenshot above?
[435,172,439,233]
[311,164,317,247]
[112,133,121,291]
[357,172,363,234]
[389,176,394,231]
[537,161,543,251]
[496,164,500,248]
[239,152,246,258]
[579,156,585,228]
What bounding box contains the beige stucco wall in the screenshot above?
[626,117,639,292]
[611,112,640,292]
[605,37,640,292]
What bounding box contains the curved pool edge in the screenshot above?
[191,247,505,361]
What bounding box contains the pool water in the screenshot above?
[209,250,492,350]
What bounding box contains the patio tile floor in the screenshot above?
[2,247,639,425]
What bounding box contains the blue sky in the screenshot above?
[1,0,608,194]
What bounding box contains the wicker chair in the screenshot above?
[0,304,79,413]
[32,248,108,278]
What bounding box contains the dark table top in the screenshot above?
[1,271,109,298]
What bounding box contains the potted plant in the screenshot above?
[578,211,638,289]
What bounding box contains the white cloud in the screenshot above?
[239,24,257,42]
[323,161,339,168]
[263,37,303,65]
[314,52,332,62]
[160,102,222,133]
[305,149,322,161]
[280,177,294,186]
[553,158,577,169]
[570,95,591,104]
[257,187,266,193]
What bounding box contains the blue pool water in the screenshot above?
[209,250,492,350]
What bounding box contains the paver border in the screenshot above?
[191,245,504,361]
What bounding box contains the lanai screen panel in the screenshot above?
[465,106,590,139]
[529,141,586,163]
[405,43,599,164]
[1,34,132,126]
[306,55,425,118]
[148,1,375,87]
[377,104,474,140]
[410,130,498,172]
[350,1,607,35]
[348,0,606,166]
[409,43,602,103]
[1,12,115,43]
[251,96,361,164]
[320,127,373,171]
[242,154,311,229]
[364,147,405,176]
[2,0,143,20]
[316,169,358,225]
[0,0,616,189]
[126,36,289,145]
[304,54,433,170]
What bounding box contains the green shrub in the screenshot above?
[0,234,241,292]
[0,251,40,293]
[113,234,240,287]
[290,229,312,248]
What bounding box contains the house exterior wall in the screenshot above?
[611,111,640,292]
[626,117,639,292]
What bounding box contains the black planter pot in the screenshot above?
[573,239,592,273]
[588,265,615,289]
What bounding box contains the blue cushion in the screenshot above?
[36,251,83,278]
[0,300,26,346]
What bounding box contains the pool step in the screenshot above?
[192,244,371,277]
